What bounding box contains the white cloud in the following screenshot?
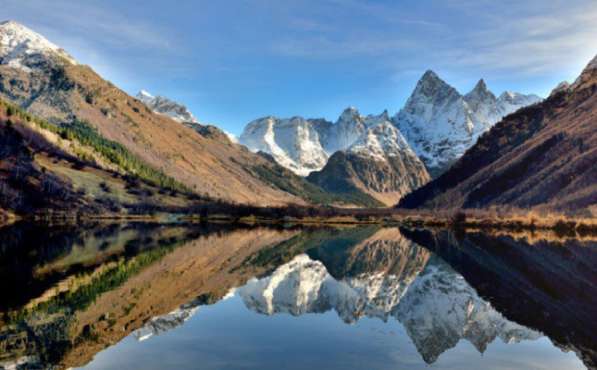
[3,0,177,51]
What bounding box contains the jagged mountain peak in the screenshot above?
[365,110,390,124]
[421,69,441,82]
[0,19,76,71]
[138,89,154,99]
[339,106,361,121]
[465,79,496,102]
[348,122,414,162]
[239,115,329,176]
[412,69,456,97]
[395,70,541,176]
[474,78,488,90]
[136,90,199,124]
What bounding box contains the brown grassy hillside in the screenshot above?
[0,62,311,206]
[0,101,209,215]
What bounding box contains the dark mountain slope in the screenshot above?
[398,56,597,216]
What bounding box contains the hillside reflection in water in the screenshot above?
[0,223,594,370]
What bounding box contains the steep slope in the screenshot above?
[136,90,199,124]
[239,108,390,176]
[394,71,541,176]
[307,122,430,206]
[0,99,203,215]
[0,20,336,206]
[398,56,597,216]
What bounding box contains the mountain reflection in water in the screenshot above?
[0,223,594,370]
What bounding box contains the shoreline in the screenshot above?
[4,210,595,235]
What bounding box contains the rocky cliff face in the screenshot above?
[136,90,199,124]
[398,55,597,215]
[239,108,394,176]
[240,71,539,179]
[307,122,430,206]
[394,71,541,176]
[240,116,329,176]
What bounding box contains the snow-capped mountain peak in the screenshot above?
[394,70,541,175]
[0,20,76,72]
[338,106,361,122]
[240,69,541,177]
[136,90,199,124]
[348,122,415,162]
[239,116,329,176]
[138,89,154,100]
[465,79,496,104]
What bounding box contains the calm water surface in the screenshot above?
[0,223,595,370]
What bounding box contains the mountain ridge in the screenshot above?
[397,54,597,215]
[0,20,371,207]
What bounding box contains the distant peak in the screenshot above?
[408,69,455,101]
[137,90,154,99]
[417,69,450,87]
[420,69,441,82]
[499,91,517,100]
[339,106,360,120]
[0,20,19,26]
[0,19,77,69]
[465,78,495,102]
[473,78,488,91]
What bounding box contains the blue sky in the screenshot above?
[4,0,597,135]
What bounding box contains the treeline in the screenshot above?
[0,99,189,193]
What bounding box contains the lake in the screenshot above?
[0,222,595,370]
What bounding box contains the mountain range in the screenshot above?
[398,56,597,215]
[394,72,542,176]
[240,73,541,178]
[0,19,594,216]
[0,20,378,210]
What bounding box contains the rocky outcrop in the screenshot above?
[307,122,430,206]
[136,90,199,124]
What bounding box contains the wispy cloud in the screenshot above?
[438,1,597,75]
[4,0,177,51]
[266,0,597,77]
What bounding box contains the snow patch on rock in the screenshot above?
[0,20,77,72]
[136,90,199,124]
